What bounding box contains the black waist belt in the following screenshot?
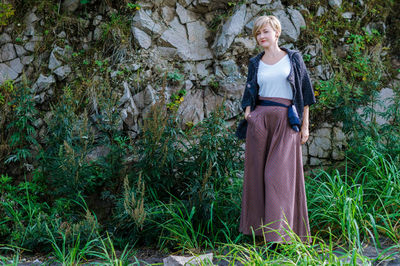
[257,99,301,132]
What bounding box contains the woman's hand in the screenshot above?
[300,126,309,144]
[244,106,251,120]
[300,105,310,144]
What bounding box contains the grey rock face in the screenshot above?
[315,64,333,80]
[0,63,19,84]
[308,128,331,158]
[48,46,65,70]
[160,17,213,61]
[24,12,39,25]
[287,8,306,35]
[273,9,300,43]
[86,146,111,162]
[257,0,272,4]
[93,27,102,41]
[21,55,34,65]
[161,6,175,24]
[132,27,152,49]
[54,65,72,80]
[375,87,395,125]
[212,4,247,57]
[14,44,28,57]
[131,9,163,36]
[177,89,204,128]
[328,0,342,8]
[133,84,156,110]
[32,74,56,93]
[120,82,140,133]
[220,59,239,77]
[1,43,17,62]
[93,15,102,26]
[163,253,213,266]
[8,58,24,74]
[24,41,36,52]
[0,33,12,44]
[341,12,354,19]
[316,6,326,16]
[176,3,198,24]
[62,0,80,12]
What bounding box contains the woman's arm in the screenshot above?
[301,105,309,144]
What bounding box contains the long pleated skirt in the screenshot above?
[239,97,311,243]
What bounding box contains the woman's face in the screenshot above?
[256,23,278,48]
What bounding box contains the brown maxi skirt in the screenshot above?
[239,97,311,243]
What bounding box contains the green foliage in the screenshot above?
[166,89,186,111]
[166,71,184,85]
[126,2,141,11]
[0,3,15,26]
[307,140,400,249]
[4,82,38,166]
[0,80,14,105]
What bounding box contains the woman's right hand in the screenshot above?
[244,106,251,120]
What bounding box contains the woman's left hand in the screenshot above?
[300,126,309,144]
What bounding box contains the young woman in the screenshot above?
[238,15,315,243]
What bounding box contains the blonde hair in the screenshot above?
[252,15,282,40]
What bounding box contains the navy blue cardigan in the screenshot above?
[236,47,316,139]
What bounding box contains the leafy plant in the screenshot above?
[0,3,15,26]
[4,82,38,166]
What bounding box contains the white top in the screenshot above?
[257,54,293,100]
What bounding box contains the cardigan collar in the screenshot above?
[251,47,298,65]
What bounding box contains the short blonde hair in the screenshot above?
[252,15,282,40]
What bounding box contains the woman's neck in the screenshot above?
[263,44,282,58]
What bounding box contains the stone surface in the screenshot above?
[375,87,395,125]
[32,74,56,93]
[160,17,212,61]
[315,64,333,80]
[233,37,257,54]
[161,6,175,24]
[163,253,213,266]
[86,145,111,162]
[25,12,39,25]
[1,43,17,62]
[54,65,72,80]
[8,58,24,74]
[133,84,156,110]
[316,6,326,16]
[131,9,163,36]
[220,59,239,77]
[287,8,306,37]
[212,4,247,57]
[48,46,64,70]
[120,82,140,133]
[62,0,80,12]
[0,33,12,44]
[328,0,342,8]
[272,9,300,43]
[257,0,272,4]
[176,3,198,24]
[341,12,354,19]
[24,41,36,52]
[308,128,331,158]
[93,27,102,41]
[132,27,152,49]
[177,89,204,128]
[93,15,102,26]
[14,44,28,57]
[0,63,19,84]
[21,55,34,65]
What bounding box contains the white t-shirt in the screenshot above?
[257,54,293,100]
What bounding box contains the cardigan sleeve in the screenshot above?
[241,60,254,111]
[296,53,316,107]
